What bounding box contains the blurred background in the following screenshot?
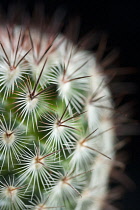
[0,0,140,209]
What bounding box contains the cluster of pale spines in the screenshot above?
[0,25,115,210]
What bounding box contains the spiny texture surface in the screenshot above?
[0,25,115,210]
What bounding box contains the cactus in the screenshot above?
[0,16,118,210]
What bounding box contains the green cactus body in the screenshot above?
[0,25,115,210]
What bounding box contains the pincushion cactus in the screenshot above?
[0,16,118,210]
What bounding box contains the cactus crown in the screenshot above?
[0,20,115,210]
